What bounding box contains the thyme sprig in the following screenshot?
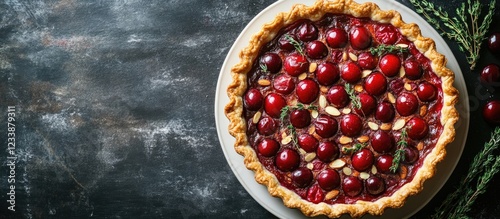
[409,0,496,70]
[284,34,304,56]
[369,44,408,56]
[259,63,268,73]
[345,83,361,110]
[343,142,367,154]
[432,127,500,219]
[390,128,408,173]
[280,104,316,146]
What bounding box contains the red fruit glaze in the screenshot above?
[307,184,325,204]
[375,24,398,45]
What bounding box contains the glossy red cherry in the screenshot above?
[480,64,500,84]
[366,176,385,196]
[403,146,419,164]
[290,109,311,128]
[350,26,372,50]
[257,138,280,157]
[371,130,395,153]
[364,72,387,96]
[396,92,419,116]
[306,40,328,59]
[307,184,325,204]
[297,22,318,42]
[275,148,300,172]
[488,33,500,54]
[298,134,319,152]
[260,53,282,73]
[296,79,319,104]
[375,24,398,45]
[407,117,429,140]
[317,169,341,191]
[379,54,401,77]
[292,167,314,188]
[343,176,363,197]
[340,113,363,137]
[376,154,394,173]
[316,141,339,162]
[403,59,423,80]
[257,116,277,136]
[279,34,296,52]
[355,93,376,116]
[352,148,374,171]
[417,82,438,102]
[375,102,395,123]
[341,62,362,83]
[316,62,340,86]
[314,115,338,138]
[483,100,500,124]
[244,88,263,111]
[264,93,287,118]
[273,74,295,95]
[284,53,309,77]
[326,85,349,108]
[326,27,348,48]
[357,52,377,70]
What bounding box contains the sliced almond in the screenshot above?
[400,165,408,179]
[387,93,396,104]
[362,69,372,78]
[304,153,316,162]
[329,159,346,169]
[420,105,428,117]
[258,79,271,86]
[380,123,392,131]
[404,82,412,91]
[396,43,409,48]
[417,141,424,151]
[325,106,341,116]
[309,62,318,73]
[393,119,406,131]
[342,51,348,61]
[252,111,262,124]
[281,135,292,145]
[325,190,340,200]
[342,108,351,114]
[281,132,287,139]
[319,95,327,108]
[311,110,319,119]
[349,52,358,61]
[339,136,353,144]
[298,72,308,80]
[368,122,379,130]
[354,84,364,92]
[371,165,378,174]
[306,163,314,170]
[399,66,406,78]
[299,148,307,155]
[320,86,328,93]
[308,125,316,135]
[357,135,369,143]
[342,167,352,175]
[360,172,370,180]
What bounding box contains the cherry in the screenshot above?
[364,72,387,96]
[316,141,339,162]
[343,176,363,197]
[316,62,340,86]
[298,134,319,152]
[488,33,500,54]
[292,167,314,188]
[350,26,372,50]
[307,184,325,204]
[403,146,419,164]
[375,24,398,45]
[389,78,404,95]
[244,88,263,111]
[341,62,362,83]
[396,92,419,116]
[366,176,385,196]
[376,154,394,173]
[257,116,277,136]
[371,130,395,153]
[375,102,395,123]
[290,109,311,128]
[279,34,296,52]
[275,148,300,172]
[355,93,376,116]
[357,52,377,70]
[326,27,348,48]
[297,22,318,42]
[284,53,309,77]
[257,138,280,157]
[273,74,295,95]
[352,148,374,171]
[331,50,344,63]
[326,85,349,108]
[379,54,401,77]
[480,64,500,84]
[264,93,287,118]
[306,40,328,59]
[315,115,338,138]
[417,82,438,102]
[483,100,500,124]
[340,113,363,137]
[317,169,341,190]
[407,117,429,140]
[296,79,319,104]
[404,59,423,80]
[260,53,282,73]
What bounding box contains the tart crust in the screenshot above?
[225,0,459,218]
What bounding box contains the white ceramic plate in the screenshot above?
[214,0,470,218]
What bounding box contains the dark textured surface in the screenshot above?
[0,0,499,218]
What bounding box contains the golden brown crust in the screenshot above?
[225,0,459,218]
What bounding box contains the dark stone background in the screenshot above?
[0,0,499,218]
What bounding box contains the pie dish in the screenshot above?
[224,0,459,217]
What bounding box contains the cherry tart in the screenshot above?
[225,0,459,218]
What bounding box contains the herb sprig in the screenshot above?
[369,44,408,56]
[390,128,408,173]
[432,127,500,219]
[409,0,496,70]
[343,142,367,154]
[345,83,361,110]
[284,34,304,56]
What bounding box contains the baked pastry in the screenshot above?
[225,0,459,217]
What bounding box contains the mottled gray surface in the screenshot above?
[0,0,499,218]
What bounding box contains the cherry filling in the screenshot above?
[243,14,444,204]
